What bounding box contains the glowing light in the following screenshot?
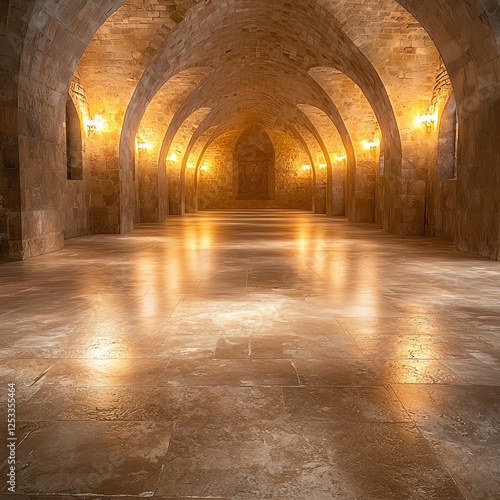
[301,165,312,171]
[334,155,347,164]
[187,162,196,169]
[199,165,209,172]
[135,138,153,150]
[318,163,327,169]
[84,114,106,135]
[415,110,439,132]
[362,139,380,150]
[167,150,183,162]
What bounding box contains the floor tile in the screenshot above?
[19,386,185,421]
[0,421,173,495]
[159,359,300,387]
[181,387,284,421]
[374,359,467,384]
[42,359,169,387]
[282,386,411,422]
[441,358,500,385]
[392,385,500,444]
[294,359,381,386]
[215,336,251,359]
[156,421,462,499]
[0,211,499,496]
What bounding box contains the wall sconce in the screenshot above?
[135,138,153,150]
[318,163,327,170]
[166,150,182,163]
[199,165,209,172]
[416,110,438,133]
[334,155,347,165]
[84,115,106,135]
[362,139,379,151]
[301,165,312,173]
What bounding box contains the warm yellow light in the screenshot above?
[84,114,106,135]
[318,163,327,169]
[415,110,439,132]
[301,165,312,171]
[362,139,380,150]
[167,150,183,163]
[187,162,196,169]
[135,138,153,150]
[334,155,347,163]
[200,165,209,172]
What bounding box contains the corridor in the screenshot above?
[1,211,500,499]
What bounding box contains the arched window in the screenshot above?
[437,94,458,181]
[65,97,83,180]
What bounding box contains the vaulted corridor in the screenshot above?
[1,212,500,498]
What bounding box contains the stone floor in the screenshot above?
[1,210,500,499]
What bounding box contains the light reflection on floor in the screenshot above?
[1,210,500,498]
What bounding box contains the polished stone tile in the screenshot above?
[468,346,500,370]
[0,211,499,497]
[42,359,169,387]
[155,335,218,359]
[305,293,402,318]
[0,359,56,418]
[374,360,467,384]
[247,317,346,336]
[181,387,284,421]
[441,358,500,385]
[250,334,363,359]
[0,330,75,358]
[63,333,165,359]
[19,386,185,421]
[283,386,411,422]
[89,315,172,336]
[354,334,487,360]
[0,421,173,495]
[215,336,250,359]
[156,421,462,499]
[295,359,382,386]
[392,385,500,444]
[160,359,300,387]
[338,316,491,336]
[426,441,500,500]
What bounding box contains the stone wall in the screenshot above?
[0,1,21,261]
[63,82,90,240]
[136,68,213,222]
[426,92,457,241]
[198,129,313,211]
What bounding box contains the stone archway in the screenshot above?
[234,126,276,203]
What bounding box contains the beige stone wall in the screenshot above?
[198,130,313,211]
[75,0,173,234]
[425,89,458,241]
[136,68,213,222]
[297,104,347,216]
[62,82,90,240]
[166,107,212,215]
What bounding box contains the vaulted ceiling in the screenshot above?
[72,0,446,165]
